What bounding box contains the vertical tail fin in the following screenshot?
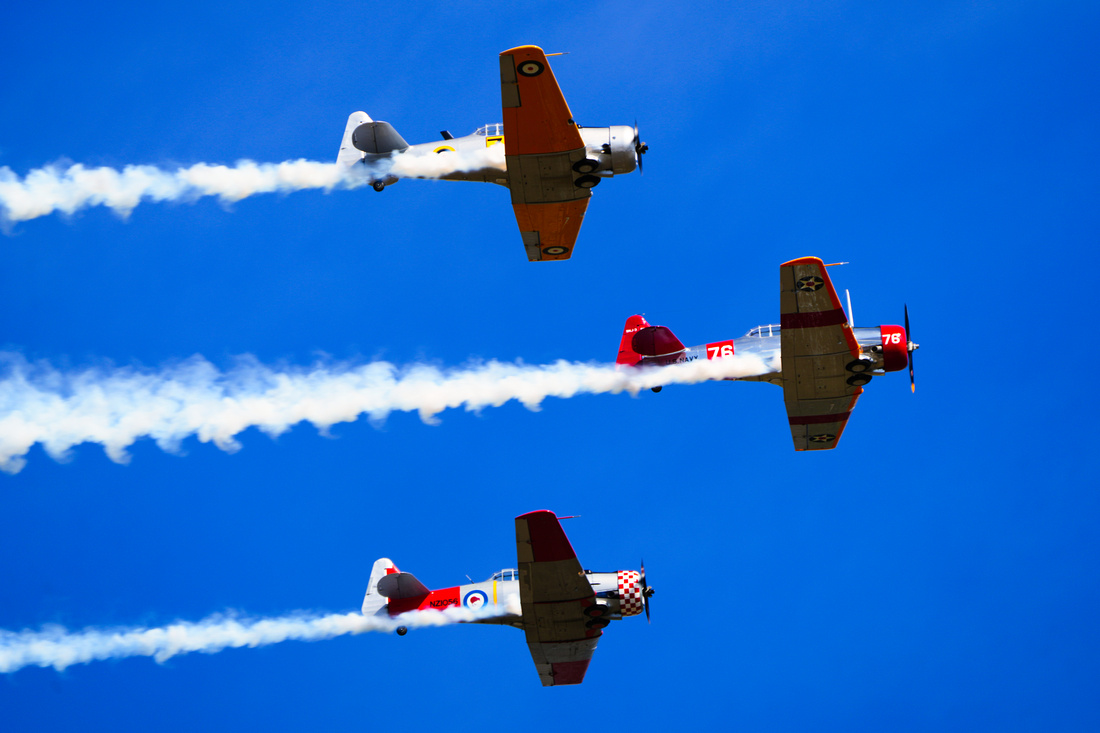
[361,557,398,616]
[337,111,372,168]
[616,315,651,365]
[616,315,687,365]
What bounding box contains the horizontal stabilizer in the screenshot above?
[632,326,685,357]
[377,571,431,599]
[352,121,410,155]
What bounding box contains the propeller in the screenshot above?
[633,120,648,175]
[904,304,918,393]
[640,559,655,623]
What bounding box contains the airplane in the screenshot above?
[615,256,918,451]
[360,510,653,686]
[336,45,648,262]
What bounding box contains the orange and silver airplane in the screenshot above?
[336,45,647,262]
[616,257,918,451]
[361,510,652,686]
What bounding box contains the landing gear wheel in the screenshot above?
[846,373,872,387]
[572,159,599,174]
[585,617,610,630]
[846,359,871,374]
[372,181,386,192]
[651,386,663,393]
[395,626,408,636]
[584,604,609,618]
[574,174,600,189]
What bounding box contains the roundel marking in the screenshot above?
[517,60,544,77]
[542,245,569,256]
[433,145,455,154]
[796,275,825,292]
[463,590,489,609]
[809,434,836,443]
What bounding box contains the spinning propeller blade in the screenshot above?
[905,304,917,393]
[633,120,648,175]
[640,559,655,623]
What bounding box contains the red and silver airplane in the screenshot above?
[361,510,652,686]
[616,256,918,451]
[336,45,647,261]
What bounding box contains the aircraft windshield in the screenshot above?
[745,324,781,338]
[475,123,504,136]
[490,569,519,582]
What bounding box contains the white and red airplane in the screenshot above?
[336,45,647,262]
[361,510,652,687]
[616,256,918,451]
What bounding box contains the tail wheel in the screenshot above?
[395,626,408,636]
[372,181,386,192]
[574,174,600,189]
[585,617,610,630]
[846,359,871,374]
[847,374,871,387]
[572,159,599,174]
[651,386,663,393]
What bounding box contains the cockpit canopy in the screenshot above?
[490,568,519,582]
[474,123,504,136]
[745,324,782,338]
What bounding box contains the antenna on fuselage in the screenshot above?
[545,52,570,56]
[845,288,854,326]
[465,574,473,583]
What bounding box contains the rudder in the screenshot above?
[616,315,651,365]
[337,111,372,168]
[361,557,398,616]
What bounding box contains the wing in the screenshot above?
[779,257,863,451]
[499,46,591,261]
[515,510,600,686]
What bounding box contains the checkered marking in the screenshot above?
[617,570,644,617]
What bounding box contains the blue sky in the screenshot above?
[2,1,1099,730]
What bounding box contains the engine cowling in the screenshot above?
[606,125,638,175]
[578,126,638,175]
[879,325,909,372]
[616,570,645,617]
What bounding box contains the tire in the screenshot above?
[651,386,663,393]
[372,181,386,192]
[396,626,407,636]
[572,159,599,174]
[574,174,600,189]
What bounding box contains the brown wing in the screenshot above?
[779,257,863,451]
[499,46,590,261]
[515,510,600,686]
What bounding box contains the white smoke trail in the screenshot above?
[389,143,505,180]
[0,144,506,223]
[0,601,517,674]
[0,352,776,474]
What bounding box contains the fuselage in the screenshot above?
[637,325,903,383]
[367,123,639,187]
[384,567,645,628]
